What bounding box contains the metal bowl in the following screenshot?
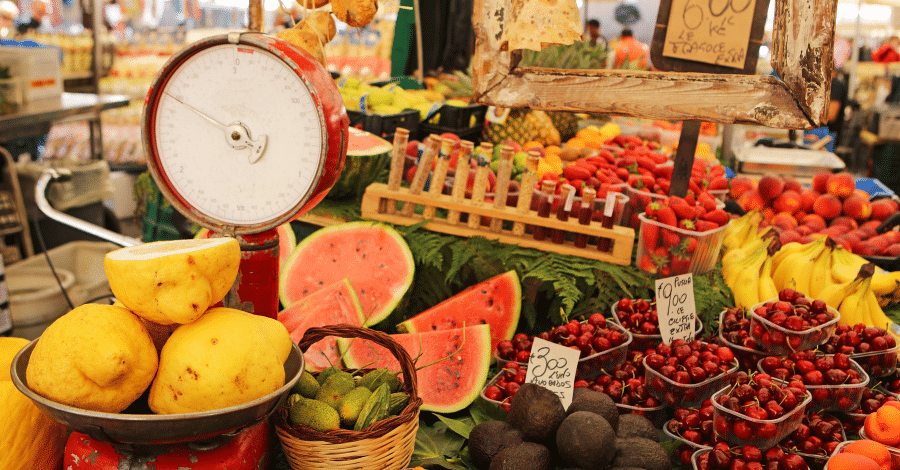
[11,338,304,445]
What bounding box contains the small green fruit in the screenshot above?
[337,386,373,428]
[315,371,356,409]
[288,397,340,433]
[292,372,320,399]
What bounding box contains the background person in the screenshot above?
[585,19,607,49]
[608,28,649,70]
[17,0,50,34]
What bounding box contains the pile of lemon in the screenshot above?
[24,237,293,415]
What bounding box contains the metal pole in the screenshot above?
[848,0,863,101]
[413,0,424,81]
[249,0,263,32]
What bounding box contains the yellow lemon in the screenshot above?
[0,337,29,382]
[26,304,158,413]
[148,307,292,414]
[104,238,241,325]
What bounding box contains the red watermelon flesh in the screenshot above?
[277,278,365,371]
[279,222,414,326]
[398,271,521,355]
[339,324,491,413]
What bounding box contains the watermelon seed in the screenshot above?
[488,298,494,306]
[431,325,437,330]
[480,319,487,324]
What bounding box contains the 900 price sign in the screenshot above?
[655,274,697,344]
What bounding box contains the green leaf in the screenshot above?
[411,421,466,467]
[469,396,508,425]
[433,413,475,439]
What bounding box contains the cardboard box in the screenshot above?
[0,44,62,102]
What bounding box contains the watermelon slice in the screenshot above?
[279,222,414,326]
[339,324,491,413]
[398,271,521,355]
[277,279,365,371]
[326,127,393,200]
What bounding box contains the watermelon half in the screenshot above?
[339,324,491,413]
[398,270,521,355]
[279,222,414,326]
[277,278,365,371]
[326,127,393,199]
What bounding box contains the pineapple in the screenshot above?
[548,112,579,141]
[526,110,561,146]
[482,108,539,146]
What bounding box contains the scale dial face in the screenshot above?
[144,34,347,233]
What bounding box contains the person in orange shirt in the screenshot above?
[609,29,649,70]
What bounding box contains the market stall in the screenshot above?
[6,0,900,468]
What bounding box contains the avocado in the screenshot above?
[292,371,320,399]
[613,437,671,470]
[616,413,658,440]
[506,383,566,442]
[469,420,525,470]
[556,411,616,470]
[489,442,552,470]
[315,371,356,409]
[288,397,340,432]
[566,388,619,430]
[337,386,373,428]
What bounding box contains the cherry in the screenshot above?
[483,385,503,401]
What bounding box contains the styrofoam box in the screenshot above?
[0,45,62,102]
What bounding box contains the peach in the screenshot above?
[843,439,893,470]
[729,176,757,200]
[779,230,802,245]
[782,176,803,194]
[828,452,882,470]
[834,237,853,251]
[801,213,827,231]
[871,199,899,221]
[863,405,900,447]
[843,195,874,221]
[798,235,817,244]
[862,220,883,231]
[771,212,799,231]
[831,216,859,230]
[773,190,802,214]
[827,172,857,199]
[800,190,820,213]
[855,241,880,256]
[855,189,874,200]
[885,243,900,257]
[762,207,776,222]
[813,194,843,220]
[796,225,815,237]
[737,189,766,212]
[758,174,785,201]
[812,172,831,194]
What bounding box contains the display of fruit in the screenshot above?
[843,387,899,437]
[471,384,671,470]
[337,78,446,120]
[694,443,810,470]
[589,350,664,423]
[778,412,846,468]
[666,400,720,463]
[482,362,528,412]
[748,289,837,354]
[820,323,899,377]
[862,401,900,447]
[827,440,895,470]
[611,297,701,350]
[758,351,868,413]
[644,339,737,407]
[712,372,810,448]
[286,367,410,432]
[721,232,782,309]
[718,307,770,370]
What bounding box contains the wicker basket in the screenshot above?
[273,324,422,470]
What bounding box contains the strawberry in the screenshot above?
[638,254,658,273]
[681,236,698,253]
[695,219,719,232]
[678,219,696,231]
[670,202,696,221]
[662,229,681,248]
[697,192,717,212]
[703,209,730,227]
[684,193,696,207]
[643,223,660,253]
[645,202,662,218]
[688,179,702,195]
[708,177,729,191]
[671,254,691,274]
[656,206,678,227]
[653,164,674,179]
[654,247,671,267]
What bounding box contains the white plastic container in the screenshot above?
[9,241,117,307]
[8,267,85,339]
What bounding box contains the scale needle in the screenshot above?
[165,91,268,163]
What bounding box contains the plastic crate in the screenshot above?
[748,301,840,355]
[610,301,704,351]
[759,356,869,413]
[346,108,420,141]
[645,355,739,408]
[636,213,729,276]
[711,384,811,450]
[419,103,487,144]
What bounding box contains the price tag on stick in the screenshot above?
[524,338,580,409]
[655,273,697,344]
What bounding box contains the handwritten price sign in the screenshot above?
[524,338,580,409]
[656,274,697,344]
[662,0,756,69]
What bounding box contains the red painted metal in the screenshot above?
[64,421,272,470]
[234,228,280,319]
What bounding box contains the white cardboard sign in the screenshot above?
[655,273,697,344]
[524,337,580,409]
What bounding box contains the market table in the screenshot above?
[0,92,129,144]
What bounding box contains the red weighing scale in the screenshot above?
[12,31,348,469]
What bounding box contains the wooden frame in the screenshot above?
[472,0,837,129]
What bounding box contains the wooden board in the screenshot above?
[472,0,837,129]
[360,183,635,265]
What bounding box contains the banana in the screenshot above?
[724,211,763,251]
[807,239,836,298]
[774,238,827,295]
[731,246,767,309]
[722,231,775,282]
[837,279,868,327]
[817,277,855,313]
[772,241,807,268]
[871,270,900,297]
[832,245,870,273]
[758,255,779,303]
[864,287,894,330]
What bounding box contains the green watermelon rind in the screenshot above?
[326,129,393,200]
[398,270,522,351]
[277,278,366,372]
[338,324,492,414]
[279,221,414,326]
[277,223,297,272]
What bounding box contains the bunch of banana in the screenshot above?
[723,210,764,251]
[818,263,895,328]
[721,227,777,283]
[771,236,835,297]
[725,238,782,309]
[831,247,900,306]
